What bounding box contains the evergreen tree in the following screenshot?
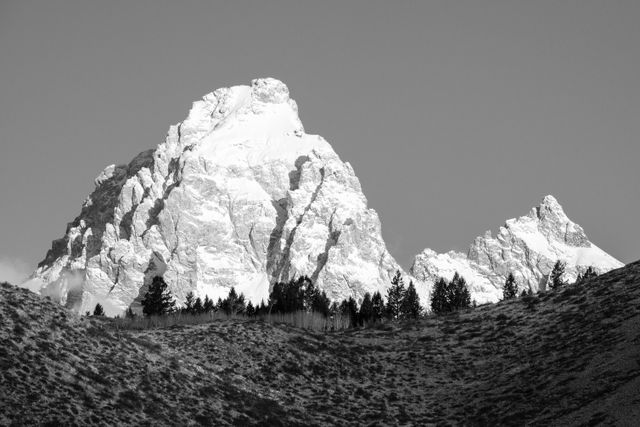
[576,266,598,285]
[221,287,246,315]
[93,303,105,316]
[184,291,195,314]
[125,307,136,318]
[193,297,204,314]
[386,270,406,320]
[450,273,471,310]
[311,290,331,317]
[549,260,566,289]
[520,289,528,298]
[257,300,267,316]
[329,301,340,316]
[203,295,214,313]
[141,276,176,316]
[400,281,421,319]
[215,297,223,312]
[371,291,385,322]
[301,276,318,312]
[503,273,518,300]
[430,277,448,314]
[340,297,359,326]
[246,301,255,317]
[359,293,374,325]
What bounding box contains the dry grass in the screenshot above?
[109,310,352,332]
[1,261,639,426]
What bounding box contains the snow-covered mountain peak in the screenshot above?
[27,79,402,316]
[412,194,623,304]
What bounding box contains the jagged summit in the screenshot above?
[412,195,622,304]
[27,78,402,316]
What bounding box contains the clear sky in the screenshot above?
[1,0,639,283]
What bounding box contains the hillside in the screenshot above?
[2,261,640,425]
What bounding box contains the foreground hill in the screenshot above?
[2,261,639,425]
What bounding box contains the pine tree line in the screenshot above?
[429,272,472,314]
[90,259,602,319]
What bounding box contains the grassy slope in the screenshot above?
[1,261,639,426]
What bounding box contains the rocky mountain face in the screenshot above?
[27,78,402,316]
[411,195,623,304]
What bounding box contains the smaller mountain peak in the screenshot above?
[251,77,290,104]
[540,194,562,210]
[532,194,567,220]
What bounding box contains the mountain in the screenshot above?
[411,195,623,304]
[26,78,402,316]
[3,261,639,425]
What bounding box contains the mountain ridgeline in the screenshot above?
[25,78,623,316]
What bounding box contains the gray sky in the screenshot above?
[1,0,639,282]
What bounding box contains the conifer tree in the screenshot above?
[311,290,331,317]
[400,281,421,319]
[503,273,518,300]
[125,307,136,318]
[246,301,255,317]
[221,287,246,315]
[193,297,204,314]
[576,266,598,285]
[203,295,214,313]
[386,270,405,320]
[371,291,385,322]
[450,273,471,310]
[302,276,318,312]
[93,303,105,316]
[430,277,448,314]
[340,297,359,327]
[549,260,566,289]
[329,301,340,316]
[184,291,195,314]
[359,292,374,325]
[141,276,176,316]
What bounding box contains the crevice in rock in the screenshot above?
[311,210,341,284]
[266,198,289,281]
[288,155,310,191]
[270,167,326,283]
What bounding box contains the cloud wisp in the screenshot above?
[0,257,33,285]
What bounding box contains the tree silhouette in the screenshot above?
[359,292,374,325]
[503,273,518,300]
[93,303,105,316]
[430,277,448,314]
[549,261,566,289]
[576,266,598,285]
[449,273,471,310]
[371,292,385,322]
[193,297,204,314]
[203,295,214,313]
[246,301,255,317]
[141,276,175,316]
[430,273,471,314]
[183,291,195,314]
[221,287,246,315]
[400,280,421,319]
[386,270,406,320]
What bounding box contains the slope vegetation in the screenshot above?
[1,261,639,425]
